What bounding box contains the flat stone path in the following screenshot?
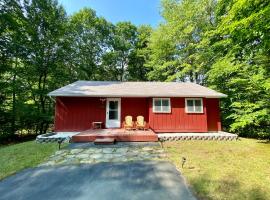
[40,142,167,166]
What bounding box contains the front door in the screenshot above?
[106,98,121,128]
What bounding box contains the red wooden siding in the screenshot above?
[149,97,208,132]
[121,98,149,127]
[206,98,221,131]
[54,97,106,131]
[54,96,222,133]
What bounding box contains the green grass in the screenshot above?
[0,141,60,180]
[163,138,270,200]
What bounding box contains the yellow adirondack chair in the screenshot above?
[123,116,134,130]
[136,116,147,130]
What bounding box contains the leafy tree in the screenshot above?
[147,0,216,83]
[0,0,70,140]
[207,0,270,138]
[0,0,27,139]
[21,0,69,134]
[104,22,138,81]
[68,8,113,80]
[126,25,153,81]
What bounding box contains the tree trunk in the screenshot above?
[120,60,124,81]
[11,57,17,136]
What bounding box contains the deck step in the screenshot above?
[94,138,116,145]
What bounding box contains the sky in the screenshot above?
[58,0,163,27]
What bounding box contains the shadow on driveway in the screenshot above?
[0,161,196,200]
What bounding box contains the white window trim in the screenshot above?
[153,98,171,113]
[185,98,204,113]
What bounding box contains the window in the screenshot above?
[108,101,118,120]
[185,98,203,113]
[153,98,171,113]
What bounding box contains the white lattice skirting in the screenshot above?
[158,132,238,141]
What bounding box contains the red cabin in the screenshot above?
[48,81,226,142]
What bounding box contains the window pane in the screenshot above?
[162,100,169,107]
[109,101,118,110]
[154,100,162,112]
[155,105,162,112]
[162,99,170,112]
[187,100,194,112]
[162,106,170,112]
[109,110,118,120]
[195,100,202,112]
[154,100,161,107]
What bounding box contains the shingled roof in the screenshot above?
[48,81,227,98]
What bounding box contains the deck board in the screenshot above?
[72,128,158,142]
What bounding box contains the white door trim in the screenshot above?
[106,98,121,128]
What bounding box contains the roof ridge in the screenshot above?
[76,80,188,83]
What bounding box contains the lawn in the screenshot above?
[163,138,270,200]
[0,141,60,180]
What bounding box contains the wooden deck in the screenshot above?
[72,128,158,143]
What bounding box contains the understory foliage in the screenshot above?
[0,0,269,140]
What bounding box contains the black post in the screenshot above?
[58,140,62,150]
[182,157,186,168]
